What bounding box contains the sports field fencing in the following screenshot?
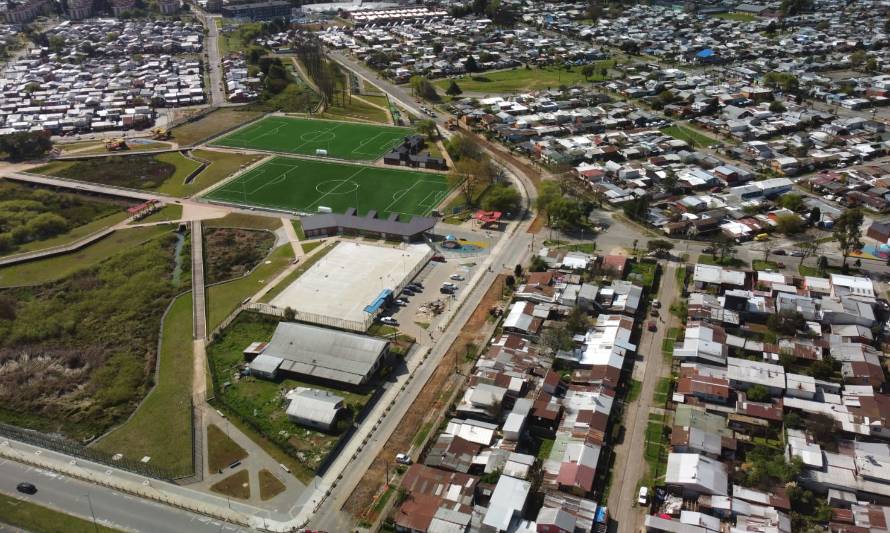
[246,302,373,332]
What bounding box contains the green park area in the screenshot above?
[170,108,264,146]
[211,116,410,160]
[33,152,201,195]
[434,61,614,94]
[204,156,450,219]
[207,311,373,482]
[660,125,720,148]
[0,181,130,256]
[0,493,121,533]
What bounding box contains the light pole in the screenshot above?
[84,493,99,533]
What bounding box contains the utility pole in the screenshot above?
[85,493,99,533]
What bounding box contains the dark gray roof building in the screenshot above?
[301,208,437,241]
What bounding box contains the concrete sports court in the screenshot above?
[270,241,432,330]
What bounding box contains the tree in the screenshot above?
[775,213,805,235]
[541,324,573,353]
[621,196,649,222]
[284,307,296,321]
[409,76,440,102]
[0,131,52,161]
[646,239,675,253]
[778,193,804,212]
[535,181,563,227]
[746,384,771,403]
[514,264,523,278]
[717,237,737,264]
[763,71,799,93]
[767,309,805,336]
[865,57,878,73]
[445,132,482,161]
[529,255,548,272]
[464,55,479,73]
[482,183,521,214]
[833,208,864,270]
[580,64,595,80]
[808,206,821,226]
[565,306,589,334]
[794,241,819,266]
[817,255,829,274]
[415,119,438,140]
[445,80,463,97]
[849,49,867,68]
[449,159,482,207]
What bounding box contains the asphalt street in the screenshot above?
[0,459,250,533]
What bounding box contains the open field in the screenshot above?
[434,61,614,93]
[0,493,122,533]
[259,469,287,500]
[94,292,195,475]
[206,243,295,330]
[0,231,186,440]
[204,227,275,284]
[170,108,264,146]
[139,204,183,223]
[203,213,282,231]
[660,125,720,148]
[185,149,265,196]
[211,116,410,160]
[207,311,372,481]
[0,181,128,256]
[320,95,390,124]
[0,225,173,288]
[204,156,449,219]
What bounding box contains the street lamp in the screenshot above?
[84,493,99,533]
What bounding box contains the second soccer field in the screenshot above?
[210,116,413,160]
[203,156,452,219]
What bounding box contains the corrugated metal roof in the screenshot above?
[264,322,388,385]
[301,211,437,237]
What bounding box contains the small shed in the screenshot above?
[285,388,344,431]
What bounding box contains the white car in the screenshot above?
[442,282,458,289]
[395,453,412,465]
[380,316,398,325]
[638,486,649,505]
[449,274,465,281]
[394,299,408,306]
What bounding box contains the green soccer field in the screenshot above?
[203,157,451,219]
[210,116,412,160]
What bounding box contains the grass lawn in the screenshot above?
[291,219,306,240]
[185,149,264,196]
[538,437,555,460]
[139,204,183,224]
[204,156,450,220]
[799,264,825,277]
[218,21,262,56]
[207,423,249,472]
[259,469,287,501]
[211,116,411,161]
[372,486,395,515]
[13,210,131,255]
[94,293,195,475]
[0,493,122,533]
[653,378,673,405]
[210,469,251,500]
[171,109,264,146]
[321,96,390,124]
[204,213,282,231]
[697,254,747,268]
[752,260,779,271]
[434,61,615,93]
[206,244,295,330]
[627,379,642,403]
[628,261,657,289]
[660,125,720,149]
[301,240,323,253]
[258,242,334,303]
[0,225,173,288]
[710,12,758,21]
[207,311,373,480]
[153,152,204,196]
[412,421,434,449]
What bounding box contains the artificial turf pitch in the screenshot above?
[204,156,451,219]
[210,116,412,160]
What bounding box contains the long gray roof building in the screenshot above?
[260,322,388,385]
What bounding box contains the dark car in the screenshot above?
[16,482,37,495]
[772,249,787,256]
[647,321,657,332]
[440,286,455,294]
[431,255,446,262]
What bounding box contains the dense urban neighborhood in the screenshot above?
[0,0,889,532]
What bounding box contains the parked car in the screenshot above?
[16,482,37,495]
[394,299,408,306]
[395,453,412,465]
[407,283,423,292]
[402,288,415,296]
[638,486,648,505]
[411,281,424,289]
[650,309,659,317]
[790,250,805,257]
[442,282,457,289]
[449,274,465,281]
[772,249,787,256]
[648,321,657,332]
[440,286,455,294]
[431,255,446,262]
[652,299,661,308]
[380,316,398,325]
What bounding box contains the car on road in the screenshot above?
[648,321,657,332]
[790,250,805,257]
[652,299,661,308]
[440,286,455,294]
[442,282,458,289]
[431,255,446,262]
[380,316,398,325]
[449,274,465,281]
[16,482,37,495]
[772,249,787,255]
[638,486,648,505]
[402,288,415,296]
[407,283,423,291]
[394,299,408,306]
[650,309,659,317]
[395,453,412,465]
[411,281,424,289]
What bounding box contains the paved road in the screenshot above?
[0,459,250,533]
[607,262,678,532]
[198,12,226,107]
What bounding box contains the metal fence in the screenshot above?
[0,420,191,481]
[246,302,372,332]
